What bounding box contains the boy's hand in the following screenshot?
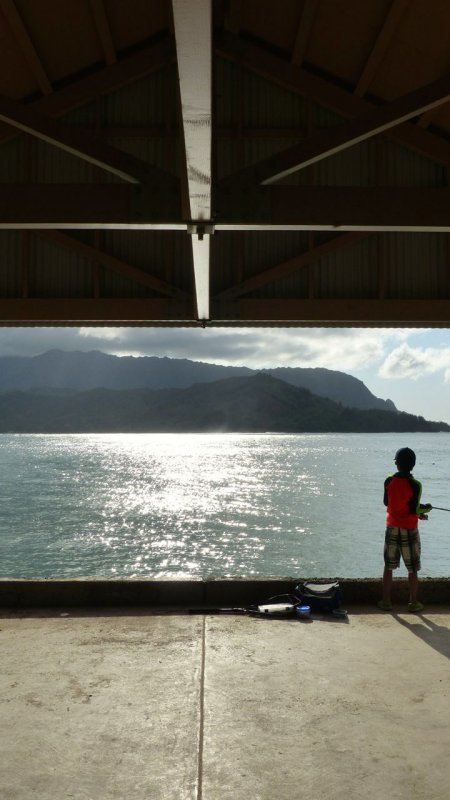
[419,513,428,520]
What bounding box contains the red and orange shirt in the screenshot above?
[384,471,426,529]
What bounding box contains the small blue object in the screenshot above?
[295,604,311,618]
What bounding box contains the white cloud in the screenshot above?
[379,343,450,380]
[0,326,406,371]
[78,327,122,342]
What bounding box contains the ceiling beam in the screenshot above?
[354,0,410,97]
[0,94,176,186]
[173,0,212,320]
[235,298,450,325]
[0,297,447,327]
[217,33,450,166]
[0,0,52,95]
[214,232,372,299]
[216,186,450,231]
[0,185,181,228]
[0,37,174,145]
[221,73,450,187]
[36,231,189,300]
[0,298,193,324]
[89,0,117,65]
[3,184,450,232]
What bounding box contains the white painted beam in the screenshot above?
[172,0,212,320]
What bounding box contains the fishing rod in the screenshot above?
[432,506,450,512]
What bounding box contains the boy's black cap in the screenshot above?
[394,447,416,471]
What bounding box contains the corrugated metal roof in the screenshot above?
[0,0,448,326]
[383,233,447,299]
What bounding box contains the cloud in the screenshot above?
[73,326,398,371]
[0,325,412,373]
[379,343,450,380]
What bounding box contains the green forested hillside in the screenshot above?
[0,373,447,433]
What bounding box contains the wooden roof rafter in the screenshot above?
[354,0,410,98]
[214,232,373,300]
[291,0,318,67]
[0,0,448,329]
[0,93,177,187]
[89,0,117,66]
[221,73,450,188]
[36,230,190,301]
[0,36,175,145]
[217,32,450,166]
[0,0,52,95]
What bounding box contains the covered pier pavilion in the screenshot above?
[0,1,449,797]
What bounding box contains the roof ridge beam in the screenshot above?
[173,0,212,321]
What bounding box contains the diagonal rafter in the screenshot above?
[354,0,410,97]
[291,0,318,66]
[0,93,177,187]
[36,231,189,300]
[220,73,450,187]
[214,232,372,299]
[173,0,212,321]
[89,0,117,65]
[0,37,174,145]
[0,0,52,95]
[217,32,450,167]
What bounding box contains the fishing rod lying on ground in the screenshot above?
[188,583,348,618]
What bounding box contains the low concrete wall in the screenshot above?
[0,577,449,609]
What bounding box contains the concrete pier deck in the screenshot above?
[1,602,450,800]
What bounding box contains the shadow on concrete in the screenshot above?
[0,607,183,620]
[393,613,450,661]
[0,607,350,623]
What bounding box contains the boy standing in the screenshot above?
[378,447,432,612]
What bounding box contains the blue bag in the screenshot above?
[294,581,343,613]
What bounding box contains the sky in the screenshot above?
[0,326,449,424]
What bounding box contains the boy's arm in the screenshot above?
[383,476,390,507]
[418,502,432,519]
[411,477,432,518]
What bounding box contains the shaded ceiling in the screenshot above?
[0,0,449,327]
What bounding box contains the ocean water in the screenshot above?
[1,432,449,579]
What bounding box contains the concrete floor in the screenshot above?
[1,607,450,800]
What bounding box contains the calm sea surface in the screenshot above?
[1,432,449,579]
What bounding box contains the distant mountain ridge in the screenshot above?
[0,349,396,413]
[0,373,447,433]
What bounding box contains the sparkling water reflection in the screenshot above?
[1,432,449,578]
